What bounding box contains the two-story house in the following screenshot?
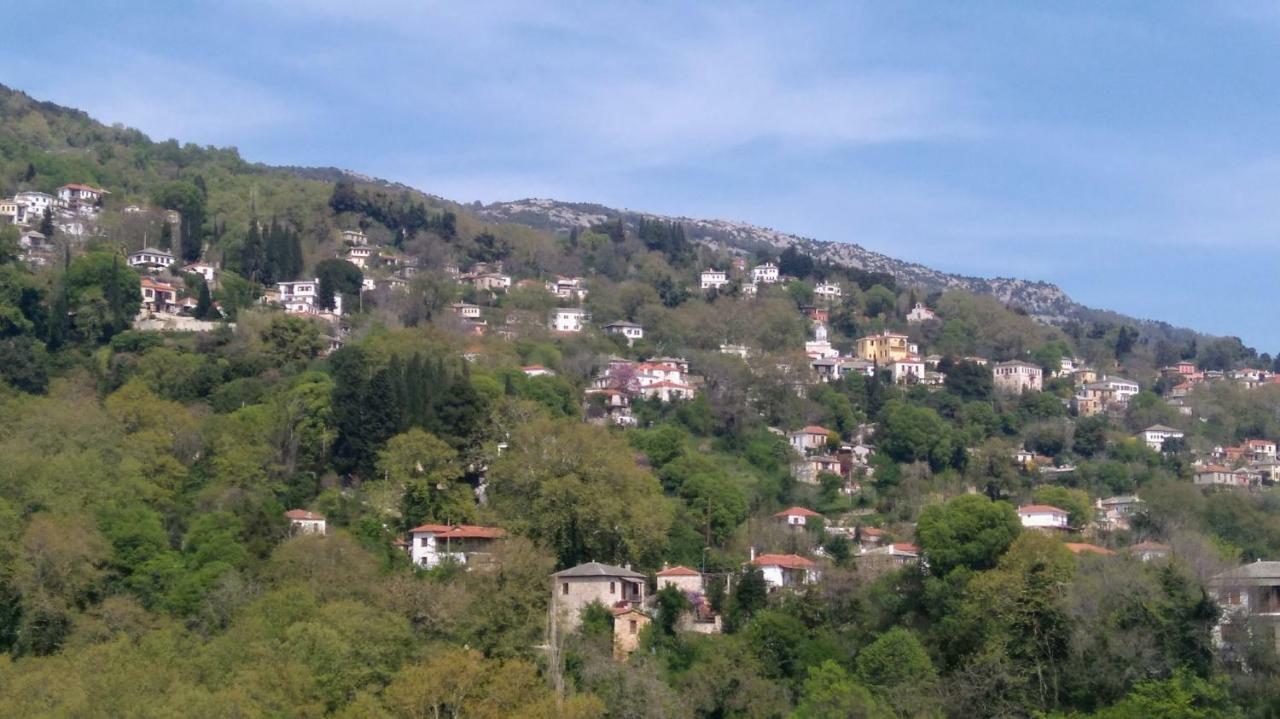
[285,509,327,535]
[552,562,647,633]
[751,262,780,284]
[408,523,506,569]
[700,268,728,290]
[550,307,589,332]
[855,332,912,365]
[1137,425,1184,452]
[993,360,1044,393]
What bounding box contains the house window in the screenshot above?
[609,581,616,594]
[562,582,569,595]
[420,538,429,547]
[629,620,638,634]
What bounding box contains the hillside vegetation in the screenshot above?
[0,84,1278,717]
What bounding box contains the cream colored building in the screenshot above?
[993,360,1043,393]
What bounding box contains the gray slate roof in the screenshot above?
[553,561,645,579]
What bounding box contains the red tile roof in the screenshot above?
[442,525,507,539]
[860,527,886,537]
[1065,542,1114,556]
[1018,504,1067,515]
[796,425,832,436]
[284,509,324,521]
[656,565,700,577]
[751,553,816,569]
[407,523,453,534]
[774,507,821,518]
[891,543,919,554]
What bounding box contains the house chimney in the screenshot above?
[624,562,631,571]
[749,546,757,561]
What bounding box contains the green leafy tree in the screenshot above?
[916,494,1021,576]
[487,417,672,567]
[794,660,893,719]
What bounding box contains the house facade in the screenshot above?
[1211,562,1280,653]
[1018,504,1070,531]
[751,262,780,284]
[993,360,1044,393]
[603,321,644,344]
[750,553,820,590]
[700,269,728,290]
[285,509,327,535]
[552,562,647,632]
[550,308,589,332]
[774,506,822,527]
[408,523,506,568]
[1137,425,1184,452]
[788,426,833,454]
[128,248,177,271]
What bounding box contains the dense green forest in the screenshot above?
[2,83,1280,718]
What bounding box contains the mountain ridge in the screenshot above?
[476,197,1117,329]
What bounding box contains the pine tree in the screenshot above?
[317,272,336,311]
[387,355,409,431]
[159,222,173,250]
[23,163,36,182]
[287,229,303,280]
[405,353,426,428]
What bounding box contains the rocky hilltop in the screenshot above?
[479,198,1081,324]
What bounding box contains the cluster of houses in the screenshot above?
[336,229,420,296]
[585,356,700,425]
[785,424,876,490]
[1,184,112,266]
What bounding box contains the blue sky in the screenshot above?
[6,2,1280,349]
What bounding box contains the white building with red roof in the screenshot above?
[1017,504,1070,531]
[139,276,179,311]
[408,523,506,568]
[750,552,820,589]
[788,426,834,454]
[774,506,822,527]
[57,183,107,205]
[284,509,326,535]
[522,365,556,378]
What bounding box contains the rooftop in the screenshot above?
[553,561,645,579]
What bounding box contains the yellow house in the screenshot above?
[855,332,912,364]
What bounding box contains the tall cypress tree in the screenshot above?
[331,346,370,476]
[405,353,425,428]
[241,220,263,282]
[195,279,216,319]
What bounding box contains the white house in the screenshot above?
[522,365,557,378]
[14,191,58,218]
[285,509,326,535]
[788,426,833,454]
[408,523,506,569]
[451,302,482,319]
[751,262,780,284]
[774,506,822,527]
[345,246,375,268]
[128,248,177,271]
[1137,425,1184,452]
[57,183,107,205]
[750,553,820,590]
[341,229,368,246]
[278,279,343,316]
[550,307,589,332]
[1017,504,1070,531]
[740,282,758,297]
[889,356,926,385]
[641,380,695,402]
[603,321,644,345]
[700,268,728,290]
[183,262,218,283]
[1099,376,1140,405]
[906,303,937,323]
[813,282,842,300]
[1097,495,1144,531]
[993,360,1044,393]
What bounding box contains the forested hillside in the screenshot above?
[1,83,1279,717]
